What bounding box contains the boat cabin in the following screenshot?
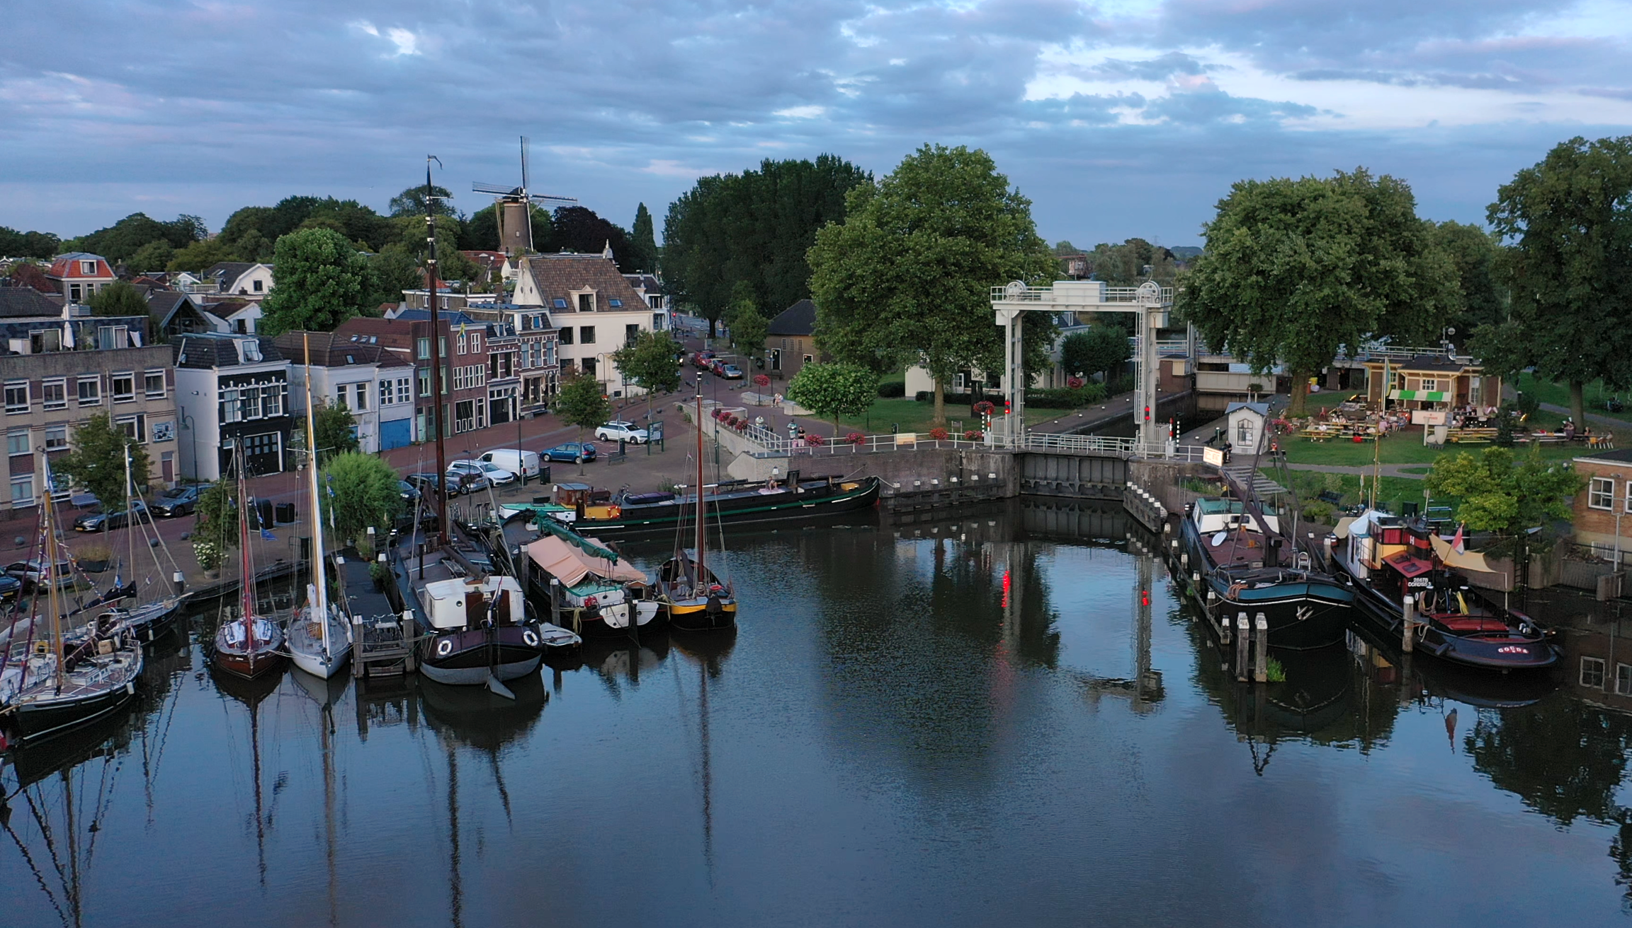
[416,575,523,630]
[1189,498,1280,536]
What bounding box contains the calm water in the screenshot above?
[5,500,1632,927]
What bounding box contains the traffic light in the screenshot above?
[1143,405,1151,422]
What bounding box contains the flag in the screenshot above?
[1452,523,1465,555]
[62,320,74,349]
[261,528,276,541]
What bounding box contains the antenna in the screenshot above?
[473,135,576,255]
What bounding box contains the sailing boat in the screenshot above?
[209,445,287,679]
[88,444,183,644]
[288,333,354,678]
[656,387,737,632]
[0,451,144,744]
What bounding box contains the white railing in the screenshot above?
[992,284,1176,305]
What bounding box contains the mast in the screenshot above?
[123,443,135,591]
[238,444,255,671]
[303,334,331,658]
[695,387,705,584]
[426,157,450,545]
[43,453,63,693]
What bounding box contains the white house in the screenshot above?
[1225,401,1271,456]
[172,333,294,480]
[273,332,415,453]
[511,252,665,397]
[204,262,276,301]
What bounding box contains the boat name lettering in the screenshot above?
[1407,577,1432,589]
[1497,645,1528,654]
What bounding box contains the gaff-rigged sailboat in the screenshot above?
[0,451,144,744]
[209,446,286,680]
[90,444,184,644]
[657,388,737,633]
[288,334,353,679]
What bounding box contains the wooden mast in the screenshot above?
[426,157,450,545]
[44,451,63,692]
[303,333,331,660]
[695,386,705,588]
[238,444,255,672]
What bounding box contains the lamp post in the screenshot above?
[178,405,197,481]
[516,387,526,487]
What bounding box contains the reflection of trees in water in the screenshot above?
[1464,697,1632,828]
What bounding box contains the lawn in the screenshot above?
[1274,469,1460,521]
[1516,372,1632,422]
[1282,433,1584,467]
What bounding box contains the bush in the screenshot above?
[1301,501,1336,525]
[846,432,867,445]
[964,430,983,441]
[193,539,222,572]
[928,427,949,440]
[805,433,824,446]
[1026,384,1107,408]
[878,381,906,398]
[753,374,771,387]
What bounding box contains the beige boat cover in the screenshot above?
[525,534,647,587]
[1430,535,1494,574]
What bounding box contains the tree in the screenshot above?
[301,399,359,466]
[0,226,61,258]
[167,238,238,273]
[786,362,879,438]
[1060,325,1130,382]
[71,213,204,264]
[194,478,240,552]
[259,227,375,336]
[89,280,150,318]
[388,184,457,219]
[630,203,659,272]
[724,280,768,356]
[235,229,274,263]
[1431,220,1505,341]
[808,144,1057,425]
[129,240,174,274]
[1473,136,1632,426]
[52,413,150,511]
[1425,446,1584,537]
[612,330,683,425]
[664,155,871,336]
[8,262,51,291]
[554,373,613,449]
[320,452,404,547]
[544,206,630,258]
[367,244,420,308]
[1181,168,1460,416]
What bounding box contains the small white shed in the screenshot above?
[1225,401,1271,457]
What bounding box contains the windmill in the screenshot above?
[473,136,576,258]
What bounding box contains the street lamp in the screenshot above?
[178,406,197,481]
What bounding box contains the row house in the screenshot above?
[46,253,116,305]
[273,332,415,453]
[512,253,664,396]
[334,315,488,442]
[388,310,514,435]
[199,262,276,301]
[3,341,179,515]
[172,333,293,480]
[462,301,560,411]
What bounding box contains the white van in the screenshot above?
[480,448,542,480]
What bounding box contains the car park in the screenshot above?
[151,485,201,517]
[73,500,152,532]
[594,421,649,444]
[543,442,598,463]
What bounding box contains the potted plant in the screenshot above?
[928,426,950,441]
[193,539,222,579]
[78,543,112,573]
[369,560,392,591]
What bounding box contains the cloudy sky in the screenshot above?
[4,0,1631,248]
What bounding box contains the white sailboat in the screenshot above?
[288,333,353,679]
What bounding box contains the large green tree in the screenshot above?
[259,228,376,336]
[366,244,421,308]
[320,452,404,547]
[1432,220,1505,342]
[630,203,659,272]
[70,213,205,264]
[1425,446,1583,537]
[664,155,871,335]
[554,373,613,448]
[1060,325,1130,382]
[808,144,1057,425]
[543,206,629,258]
[785,362,878,438]
[1181,168,1460,416]
[167,238,239,273]
[388,184,458,219]
[129,240,175,274]
[0,226,61,259]
[52,413,150,510]
[89,280,150,318]
[724,280,768,356]
[612,330,683,425]
[1473,136,1632,426]
[304,399,360,466]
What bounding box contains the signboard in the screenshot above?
[1203,446,1225,467]
[1410,410,1448,426]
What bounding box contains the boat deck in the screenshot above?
[338,554,412,677]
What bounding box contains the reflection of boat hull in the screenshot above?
[419,675,547,749]
[418,624,544,685]
[1180,519,1351,649]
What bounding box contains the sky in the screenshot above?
[4,0,1631,249]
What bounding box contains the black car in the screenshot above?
[151,485,201,517]
[0,573,20,600]
[73,500,152,532]
[405,473,457,499]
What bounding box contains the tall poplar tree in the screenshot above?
[630,203,659,272]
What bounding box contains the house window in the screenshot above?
[240,387,261,420]
[531,314,543,329]
[11,475,34,507]
[112,372,136,403]
[1582,656,1607,689]
[580,326,595,345]
[262,384,283,416]
[397,378,412,404]
[145,370,166,398]
[626,324,640,344]
[42,379,66,411]
[417,337,431,360]
[552,298,567,309]
[70,284,83,303]
[475,365,486,387]
[336,385,349,409]
[454,400,475,433]
[29,329,61,353]
[356,383,368,410]
[252,279,263,293]
[1590,477,1615,510]
[1617,663,1632,696]
[472,332,482,354]
[578,294,594,312]
[559,328,573,345]
[1421,378,1439,392]
[1237,418,1255,446]
[117,414,147,444]
[457,332,467,355]
[418,370,431,398]
[648,295,662,309]
[97,326,127,350]
[4,381,28,415]
[7,430,28,457]
[45,426,67,450]
[609,299,622,308]
[78,376,100,407]
[220,389,240,424]
[81,260,97,275]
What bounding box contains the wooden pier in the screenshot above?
[335,553,413,678]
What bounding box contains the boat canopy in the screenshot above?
[1430,535,1495,574]
[1383,551,1434,578]
[526,535,647,588]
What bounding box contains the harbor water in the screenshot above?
[4,500,1632,926]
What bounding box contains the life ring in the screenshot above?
[584,595,599,610]
[523,629,540,648]
[435,638,453,657]
[608,505,622,520]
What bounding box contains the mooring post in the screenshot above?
[1254,613,1269,683]
[402,609,417,673]
[171,570,186,598]
[1402,594,1416,653]
[1323,535,1335,570]
[1235,613,1250,682]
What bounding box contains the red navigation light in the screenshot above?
[1143,405,1152,422]
[1002,569,1011,608]
[1141,589,1150,607]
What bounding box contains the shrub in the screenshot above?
[973,400,995,416]
[964,430,983,441]
[193,539,222,572]
[928,427,949,440]
[878,381,906,398]
[753,374,771,387]
[846,432,867,445]
[804,433,824,446]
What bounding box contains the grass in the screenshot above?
[1516,372,1632,422]
[833,396,1057,435]
[1276,469,1459,521]
[1282,433,1584,468]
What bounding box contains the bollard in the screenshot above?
[1323,535,1335,570]
[1402,594,1416,653]
[401,610,417,672]
[171,570,186,597]
[352,616,366,678]
[1171,538,1178,550]
[1254,614,1269,683]
[1235,613,1250,682]
[1181,553,1189,570]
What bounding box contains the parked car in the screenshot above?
[451,459,516,487]
[444,462,492,495]
[405,473,456,499]
[4,559,76,592]
[543,442,598,463]
[720,364,744,380]
[690,350,716,369]
[151,485,201,517]
[479,448,542,480]
[0,573,20,600]
[594,421,649,444]
[398,480,421,503]
[73,500,152,532]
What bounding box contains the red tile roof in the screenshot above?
[48,253,114,280]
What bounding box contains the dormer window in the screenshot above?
[578,294,594,312]
[241,340,262,362]
[80,260,97,275]
[252,280,263,293]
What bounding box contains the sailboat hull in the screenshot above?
[211,620,288,680]
[288,611,354,679]
[418,624,545,685]
[2,645,145,744]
